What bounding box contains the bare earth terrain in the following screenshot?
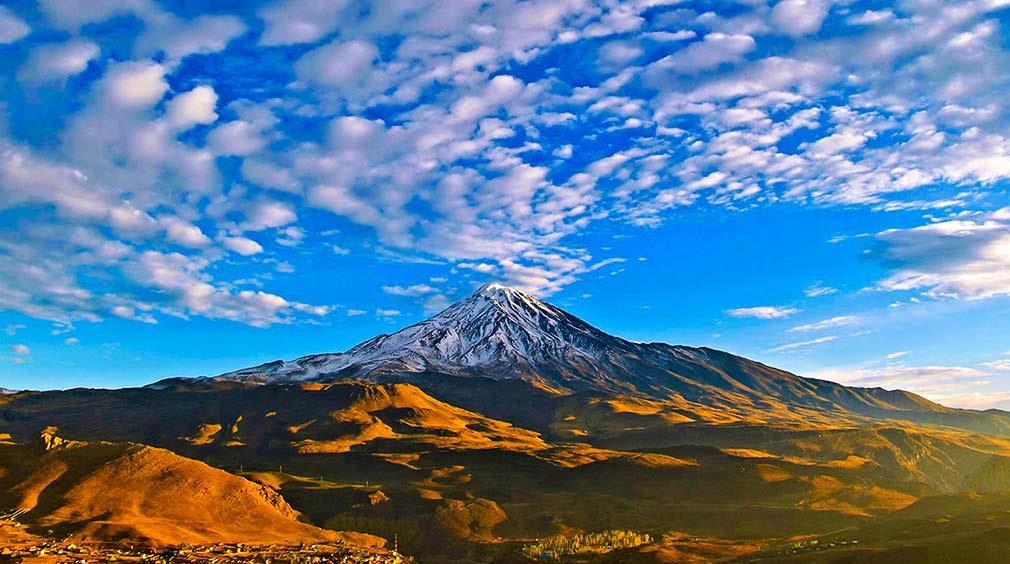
[5,287,1010,562]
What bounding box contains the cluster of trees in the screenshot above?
[522,530,651,560]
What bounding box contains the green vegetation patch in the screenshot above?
[521,529,651,560]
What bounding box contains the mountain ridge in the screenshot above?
[0,429,385,547]
[183,284,1010,436]
[6,307,1009,560]
[211,282,671,393]
[8,286,1010,559]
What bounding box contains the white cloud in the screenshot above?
[0,7,30,43]
[257,0,348,46]
[108,203,158,235]
[295,39,379,91]
[241,159,299,193]
[99,60,168,110]
[982,359,1010,372]
[669,54,835,103]
[807,128,869,158]
[771,0,831,37]
[847,10,895,26]
[599,41,643,67]
[788,315,859,332]
[458,262,498,274]
[382,284,438,297]
[37,0,161,31]
[0,141,111,219]
[807,364,1001,408]
[423,293,450,314]
[121,251,329,327]
[886,351,909,360]
[9,0,1010,334]
[165,86,218,130]
[276,226,304,247]
[19,40,100,83]
[0,230,104,324]
[221,236,263,256]
[159,216,211,248]
[874,219,1010,299]
[769,335,837,352]
[208,120,267,156]
[307,185,384,231]
[804,282,838,297]
[111,305,157,324]
[328,115,383,147]
[645,30,697,42]
[10,344,30,355]
[934,392,1010,411]
[725,306,800,319]
[449,75,525,123]
[137,14,246,61]
[651,33,756,74]
[242,200,296,231]
[376,308,401,318]
[64,337,79,345]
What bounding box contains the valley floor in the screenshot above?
[0,520,405,563]
[7,381,1010,563]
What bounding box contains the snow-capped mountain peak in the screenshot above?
[340,283,627,371]
[188,286,1010,430]
[475,281,512,295]
[214,283,645,389]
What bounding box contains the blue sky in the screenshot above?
[2,0,1010,408]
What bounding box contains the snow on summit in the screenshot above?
[204,284,995,429]
[213,283,668,391]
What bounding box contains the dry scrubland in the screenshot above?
[5,380,1010,562]
[6,288,1010,562]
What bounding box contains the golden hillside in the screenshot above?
[0,429,384,548]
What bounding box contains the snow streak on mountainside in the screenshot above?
[216,283,690,393]
[194,283,1010,434]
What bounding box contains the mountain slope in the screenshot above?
[205,284,1010,436]
[215,283,670,394]
[0,429,383,547]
